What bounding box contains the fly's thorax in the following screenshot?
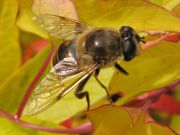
[77,28,123,66]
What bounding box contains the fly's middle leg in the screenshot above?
[94,69,112,103]
[74,74,92,110]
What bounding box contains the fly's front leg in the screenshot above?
[74,74,92,110]
[95,69,112,103]
[114,62,129,75]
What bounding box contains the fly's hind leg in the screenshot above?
[74,74,92,110]
[95,69,112,103]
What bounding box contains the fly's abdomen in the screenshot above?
[52,39,78,66]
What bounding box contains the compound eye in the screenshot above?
[120,26,134,40]
[120,26,132,32]
[123,40,136,61]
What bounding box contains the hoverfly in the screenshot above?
[23,14,143,116]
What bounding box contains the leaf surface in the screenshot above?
[73,0,180,31]
[170,86,180,134]
[149,0,180,10]
[16,0,48,38]
[172,3,180,17]
[109,41,180,105]
[87,105,176,135]
[0,46,51,114]
[0,0,21,82]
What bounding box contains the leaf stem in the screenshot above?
[141,34,167,50]
[15,47,55,119]
[0,109,93,134]
[141,31,180,50]
[138,79,180,101]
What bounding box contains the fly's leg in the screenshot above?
[95,69,112,103]
[114,62,129,75]
[74,74,92,110]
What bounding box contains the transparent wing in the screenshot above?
[23,57,97,116]
[33,14,94,39]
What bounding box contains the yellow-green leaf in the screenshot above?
[109,41,180,105]
[149,0,180,11]
[31,0,78,20]
[172,3,180,17]
[0,0,21,82]
[0,45,51,114]
[170,85,180,134]
[170,115,180,134]
[16,0,48,39]
[73,0,180,31]
[87,105,176,135]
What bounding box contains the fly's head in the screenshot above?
[119,26,142,61]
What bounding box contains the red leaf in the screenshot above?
[22,38,49,63]
[60,118,73,128]
[164,33,180,42]
[150,94,180,114]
